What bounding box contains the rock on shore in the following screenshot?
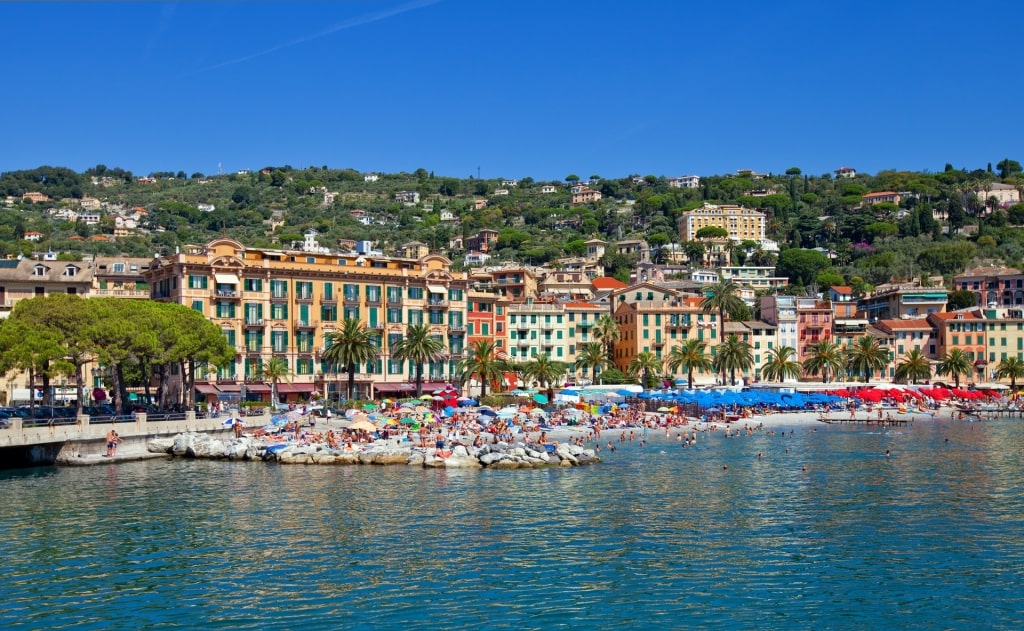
[151,433,600,468]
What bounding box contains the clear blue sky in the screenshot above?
[3,1,1021,181]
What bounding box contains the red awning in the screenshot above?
[277,383,317,394]
[246,384,272,393]
[195,384,220,395]
[217,384,241,392]
[373,381,450,394]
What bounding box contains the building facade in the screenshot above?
[144,238,470,403]
[678,203,766,244]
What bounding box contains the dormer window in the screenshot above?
[32,265,47,276]
[63,265,79,277]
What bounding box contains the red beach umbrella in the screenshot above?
[854,388,884,402]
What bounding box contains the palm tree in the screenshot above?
[996,356,1024,390]
[522,354,568,401]
[593,314,621,359]
[455,339,508,398]
[936,348,972,388]
[845,336,889,383]
[666,339,712,389]
[699,280,746,345]
[803,340,845,384]
[321,318,379,401]
[574,341,608,383]
[260,356,291,405]
[714,334,754,386]
[628,350,663,389]
[894,349,931,384]
[391,323,446,396]
[760,346,802,383]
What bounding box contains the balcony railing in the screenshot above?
[344,294,360,304]
[427,299,448,308]
[321,294,336,304]
[296,320,317,329]
[366,295,382,305]
[296,292,314,302]
[245,318,264,327]
[214,289,239,298]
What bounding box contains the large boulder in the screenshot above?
[148,438,175,454]
[444,455,482,468]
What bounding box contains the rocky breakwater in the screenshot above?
[150,433,600,469]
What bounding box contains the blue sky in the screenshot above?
[3,1,1021,181]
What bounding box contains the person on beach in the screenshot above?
[106,429,119,457]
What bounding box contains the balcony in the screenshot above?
[387,296,404,306]
[344,294,360,305]
[245,345,261,354]
[296,320,317,330]
[449,325,465,334]
[577,320,593,327]
[372,323,385,330]
[321,294,337,304]
[427,299,448,310]
[271,291,288,300]
[213,289,239,300]
[244,318,265,328]
[366,294,382,306]
[297,346,315,355]
[296,292,314,303]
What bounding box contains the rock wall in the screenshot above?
[152,434,601,469]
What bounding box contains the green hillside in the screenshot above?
[2,161,1023,290]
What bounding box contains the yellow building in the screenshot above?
[678,203,766,243]
[612,289,719,384]
[144,238,470,403]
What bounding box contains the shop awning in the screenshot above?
[373,381,450,394]
[217,383,241,392]
[246,384,272,393]
[195,384,220,395]
[277,383,317,394]
[427,284,446,294]
[214,273,240,285]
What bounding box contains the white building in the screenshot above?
[364,173,380,182]
[668,175,701,189]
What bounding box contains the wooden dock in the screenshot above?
[956,407,1024,420]
[818,416,913,426]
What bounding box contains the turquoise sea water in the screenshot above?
[2,419,1023,630]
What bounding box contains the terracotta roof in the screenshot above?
[956,266,1023,278]
[929,311,981,320]
[877,319,933,330]
[592,277,627,289]
[863,191,898,197]
[562,301,602,310]
[831,285,853,294]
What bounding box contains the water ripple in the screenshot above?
[2,421,1024,629]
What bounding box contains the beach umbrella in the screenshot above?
[479,408,497,417]
[559,389,579,396]
[615,389,635,397]
[458,398,478,406]
[362,403,377,411]
[419,394,434,401]
[347,419,377,432]
[533,393,548,404]
[657,406,671,412]
[223,417,244,427]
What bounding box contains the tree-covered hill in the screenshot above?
[2,160,1023,290]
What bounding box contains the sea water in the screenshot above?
[2,419,1023,630]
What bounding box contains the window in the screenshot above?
[321,304,337,322]
[409,310,423,325]
[191,300,204,312]
[448,288,463,301]
[216,302,235,318]
[408,287,423,299]
[296,281,313,300]
[244,278,263,292]
[112,263,125,273]
[270,280,287,299]
[388,308,402,324]
[482,323,489,336]
[387,286,402,302]
[271,331,288,353]
[366,285,382,303]
[271,303,288,319]
[63,265,78,277]
[189,274,208,289]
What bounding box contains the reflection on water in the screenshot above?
[2,420,1024,629]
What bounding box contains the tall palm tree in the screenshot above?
[666,338,712,389]
[845,336,889,383]
[803,339,845,384]
[260,356,291,405]
[593,314,621,360]
[699,280,746,345]
[522,354,568,401]
[894,349,931,384]
[391,323,446,396]
[996,356,1024,390]
[455,339,508,398]
[714,334,754,386]
[760,346,802,383]
[628,350,663,389]
[936,348,972,388]
[574,341,608,383]
[321,318,379,401]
